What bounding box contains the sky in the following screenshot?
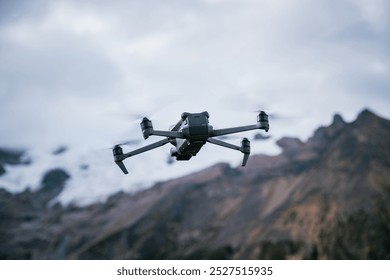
[0,0,389,204]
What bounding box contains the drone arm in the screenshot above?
[149,130,184,139]
[211,124,260,137]
[141,118,184,139]
[121,138,171,159]
[207,137,241,151]
[207,137,251,166]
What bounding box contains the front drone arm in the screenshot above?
[113,138,171,174]
[121,138,171,159]
[210,111,269,137]
[207,137,251,166]
[207,137,242,151]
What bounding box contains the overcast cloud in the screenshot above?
[0,0,389,204]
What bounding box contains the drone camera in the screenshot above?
[258,111,269,132]
[140,117,154,139]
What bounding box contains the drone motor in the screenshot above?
[113,145,128,174]
[141,117,154,139]
[258,111,269,132]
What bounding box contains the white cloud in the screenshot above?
[352,0,389,30]
[44,2,111,36]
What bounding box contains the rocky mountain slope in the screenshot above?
[0,109,389,259]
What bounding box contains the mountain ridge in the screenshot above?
[1,108,389,259]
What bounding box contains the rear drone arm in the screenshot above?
[140,117,184,139]
[149,130,184,139]
[211,124,260,137]
[113,138,171,174]
[207,137,251,166]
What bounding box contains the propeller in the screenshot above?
[115,139,141,147]
[118,100,181,125]
[95,138,142,151]
[250,100,304,122]
[250,104,283,121]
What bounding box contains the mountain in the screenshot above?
[0,109,389,259]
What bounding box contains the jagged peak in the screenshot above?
[359,108,376,118]
[307,113,347,150]
[274,109,388,161]
[274,114,347,156]
[355,108,381,124]
[332,113,345,126]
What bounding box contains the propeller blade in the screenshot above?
[117,139,141,146]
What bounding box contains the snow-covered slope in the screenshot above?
[0,130,279,205]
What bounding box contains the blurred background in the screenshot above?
[1,0,389,204]
[0,0,390,259]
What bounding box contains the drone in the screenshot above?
[113,111,269,174]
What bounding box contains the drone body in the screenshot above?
[113,111,269,174]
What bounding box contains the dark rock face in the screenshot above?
[52,146,68,155]
[0,169,70,259]
[1,109,390,260]
[0,148,28,176]
[32,169,70,208]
